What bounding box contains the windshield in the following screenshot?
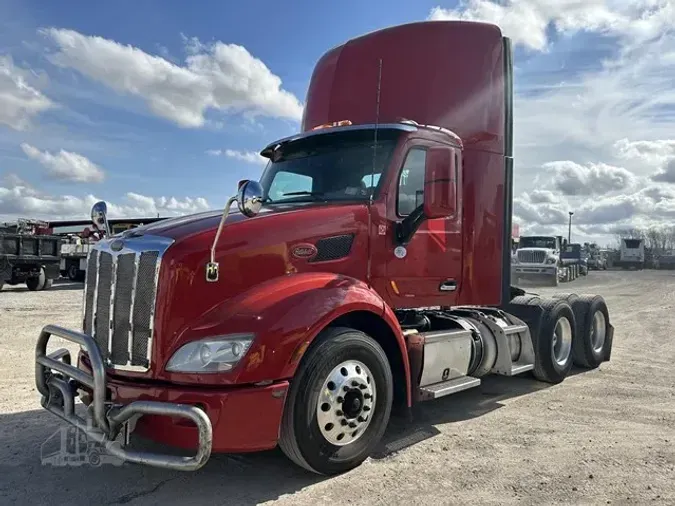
[519,236,557,249]
[259,129,399,204]
[623,239,642,249]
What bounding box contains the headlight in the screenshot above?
[166,334,254,373]
[511,255,519,264]
[546,257,557,264]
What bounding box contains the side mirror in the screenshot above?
[423,147,457,219]
[90,201,111,236]
[237,180,264,217]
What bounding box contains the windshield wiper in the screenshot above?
[281,191,326,199]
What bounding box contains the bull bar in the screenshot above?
[35,324,213,471]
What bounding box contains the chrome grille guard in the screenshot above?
[35,324,213,471]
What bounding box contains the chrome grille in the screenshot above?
[517,250,547,264]
[82,235,173,371]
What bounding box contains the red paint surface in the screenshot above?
[92,358,289,452]
[302,20,506,305]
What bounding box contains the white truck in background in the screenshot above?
[60,239,95,282]
[618,238,645,269]
[512,235,563,286]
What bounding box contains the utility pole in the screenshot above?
[568,211,574,243]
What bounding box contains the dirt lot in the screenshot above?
[1,270,674,505]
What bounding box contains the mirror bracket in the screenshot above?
[206,180,264,283]
[394,206,426,245]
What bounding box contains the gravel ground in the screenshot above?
[1,270,674,505]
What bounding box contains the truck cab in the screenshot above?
[512,235,562,286]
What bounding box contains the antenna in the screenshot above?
[370,58,383,202]
[366,58,382,285]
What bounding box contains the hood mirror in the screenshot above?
[91,201,111,237]
[237,180,264,218]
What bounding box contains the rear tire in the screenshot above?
[67,263,79,281]
[571,295,611,369]
[532,299,576,384]
[26,269,46,291]
[279,326,393,475]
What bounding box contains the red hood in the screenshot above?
[125,202,372,381]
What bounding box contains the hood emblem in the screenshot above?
[110,239,124,252]
[292,243,318,260]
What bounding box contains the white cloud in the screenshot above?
[0,178,210,221]
[41,28,303,128]
[428,1,675,242]
[223,149,267,166]
[20,143,105,183]
[541,160,636,196]
[651,159,675,184]
[207,148,267,166]
[0,55,54,130]
[428,1,669,52]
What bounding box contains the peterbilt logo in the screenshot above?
[110,239,124,252]
[291,243,318,259]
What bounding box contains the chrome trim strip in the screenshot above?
[107,252,118,362]
[127,254,140,367]
[81,249,90,331]
[91,251,100,341]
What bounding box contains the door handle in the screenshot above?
[439,280,457,292]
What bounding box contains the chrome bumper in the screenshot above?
[513,265,557,274]
[35,324,213,471]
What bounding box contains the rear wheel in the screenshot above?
[571,295,611,368]
[26,269,46,291]
[67,263,79,281]
[279,326,393,475]
[531,299,576,384]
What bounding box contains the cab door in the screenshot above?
[383,141,463,308]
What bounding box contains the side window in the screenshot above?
[397,148,426,216]
[267,171,313,201]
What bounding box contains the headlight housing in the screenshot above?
[545,257,557,265]
[166,334,254,373]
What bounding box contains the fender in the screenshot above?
[159,272,411,401]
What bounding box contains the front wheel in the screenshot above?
[279,326,393,475]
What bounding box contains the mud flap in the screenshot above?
[502,301,545,351]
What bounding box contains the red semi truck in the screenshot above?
[36,20,614,475]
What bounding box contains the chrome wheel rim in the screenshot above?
[551,316,573,367]
[316,360,376,446]
[590,310,607,353]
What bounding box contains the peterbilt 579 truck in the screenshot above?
[35,20,614,476]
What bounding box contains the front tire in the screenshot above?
[279,326,393,475]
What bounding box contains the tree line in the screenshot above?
[613,226,675,252]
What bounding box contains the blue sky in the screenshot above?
[1,0,674,244]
